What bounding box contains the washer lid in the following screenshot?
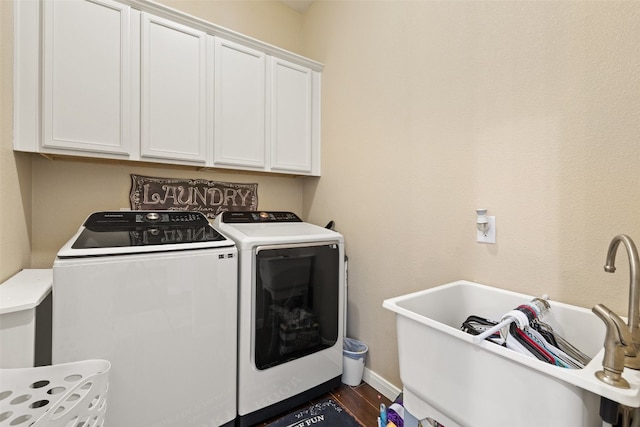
[57,211,234,257]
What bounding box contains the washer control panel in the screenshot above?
[221,211,302,223]
[84,211,208,228]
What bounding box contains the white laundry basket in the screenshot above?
[0,359,110,427]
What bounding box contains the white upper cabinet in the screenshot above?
[42,0,132,155]
[269,57,320,175]
[213,38,266,169]
[140,13,208,164]
[15,0,323,175]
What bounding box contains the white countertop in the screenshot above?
[0,269,53,315]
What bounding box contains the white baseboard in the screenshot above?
[362,367,401,401]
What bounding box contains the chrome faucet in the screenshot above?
[605,234,640,369]
[594,235,640,388]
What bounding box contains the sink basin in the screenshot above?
[383,280,640,427]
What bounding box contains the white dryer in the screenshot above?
[214,211,345,427]
[53,211,238,427]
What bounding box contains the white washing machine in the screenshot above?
[52,211,238,427]
[214,211,345,427]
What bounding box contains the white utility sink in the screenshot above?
[383,280,640,427]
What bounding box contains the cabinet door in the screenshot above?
[140,14,208,164]
[42,0,131,155]
[269,58,317,174]
[213,38,266,169]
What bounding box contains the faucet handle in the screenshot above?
[593,303,632,388]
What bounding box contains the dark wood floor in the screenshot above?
[253,382,393,427]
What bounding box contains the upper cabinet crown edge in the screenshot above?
[124,0,324,72]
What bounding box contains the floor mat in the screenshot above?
[265,398,361,427]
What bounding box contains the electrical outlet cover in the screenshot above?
[477,216,496,244]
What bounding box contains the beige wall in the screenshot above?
[30,158,306,267]
[302,1,640,386]
[4,0,640,394]
[156,0,304,54]
[1,0,32,283]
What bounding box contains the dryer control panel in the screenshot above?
[221,211,302,223]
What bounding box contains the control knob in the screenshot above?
[146,212,161,222]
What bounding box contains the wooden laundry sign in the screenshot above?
[129,174,258,218]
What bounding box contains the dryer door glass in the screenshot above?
[254,243,339,370]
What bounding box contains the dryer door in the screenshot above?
[254,242,340,369]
